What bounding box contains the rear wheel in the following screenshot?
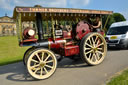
[80,33,107,65]
[23,47,35,65]
[26,48,57,80]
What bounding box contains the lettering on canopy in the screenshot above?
[16,7,112,14]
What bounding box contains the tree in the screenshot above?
[113,13,126,22]
[102,13,126,33]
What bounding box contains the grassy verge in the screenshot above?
[107,69,128,85]
[0,36,29,66]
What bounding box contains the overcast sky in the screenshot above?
[0,0,127,20]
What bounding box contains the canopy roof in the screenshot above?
[13,6,113,21]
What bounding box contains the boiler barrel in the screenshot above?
[37,38,66,49]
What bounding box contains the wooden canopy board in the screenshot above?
[13,6,113,42]
[13,6,113,21]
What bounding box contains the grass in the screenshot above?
[0,36,29,66]
[107,69,128,85]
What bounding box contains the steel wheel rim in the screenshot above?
[23,47,35,65]
[84,33,107,65]
[27,49,57,79]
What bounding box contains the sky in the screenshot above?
[0,0,127,20]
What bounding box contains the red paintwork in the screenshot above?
[65,41,74,46]
[48,31,73,49]
[48,38,79,56]
[22,39,37,42]
[20,38,37,46]
[60,45,79,56]
[23,27,35,39]
[63,31,72,39]
[75,21,90,40]
[48,38,66,49]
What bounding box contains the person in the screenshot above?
[92,16,102,32]
[86,15,102,32]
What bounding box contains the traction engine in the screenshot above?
[13,6,111,80]
[21,13,107,80]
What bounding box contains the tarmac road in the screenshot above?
[0,49,128,85]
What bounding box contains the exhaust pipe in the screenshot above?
[36,13,43,41]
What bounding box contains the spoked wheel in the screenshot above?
[26,48,57,80]
[80,33,107,65]
[23,47,35,65]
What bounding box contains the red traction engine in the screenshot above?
[13,5,110,80]
[21,13,107,80]
[20,14,107,79]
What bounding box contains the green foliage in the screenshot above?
[113,13,126,22]
[107,69,128,85]
[102,13,126,33]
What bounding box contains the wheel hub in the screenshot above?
[40,62,46,67]
[92,47,97,53]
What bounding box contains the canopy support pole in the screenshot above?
[103,15,110,30]
[17,13,22,41]
[51,17,55,41]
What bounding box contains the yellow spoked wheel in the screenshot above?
[26,48,57,80]
[80,33,107,65]
[23,47,35,65]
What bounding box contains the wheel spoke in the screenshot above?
[35,53,41,61]
[88,38,93,46]
[85,50,93,55]
[94,53,99,63]
[85,48,92,50]
[40,68,43,76]
[85,43,93,48]
[96,39,100,47]
[46,60,53,63]
[95,52,100,60]
[91,37,95,47]
[95,36,98,43]
[96,42,104,48]
[45,65,53,69]
[44,54,51,62]
[90,53,95,61]
[34,67,40,74]
[92,53,98,62]
[96,50,103,55]
[41,52,44,61]
[97,47,103,50]
[31,59,39,63]
[88,53,92,59]
[30,64,40,70]
[44,67,48,74]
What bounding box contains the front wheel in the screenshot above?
[26,48,57,80]
[80,33,107,65]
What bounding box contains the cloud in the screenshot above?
[12,0,67,7]
[0,0,91,17]
[0,0,67,11]
[0,0,13,10]
[69,0,90,8]
[0,0,90,11]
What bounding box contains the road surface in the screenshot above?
[0,49,128,85]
